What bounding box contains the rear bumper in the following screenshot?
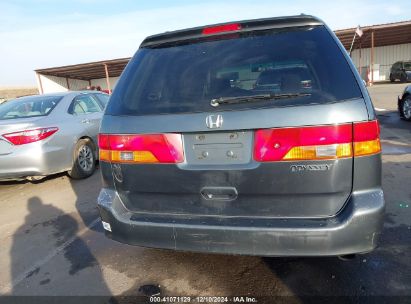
[0,142,69,180]
[97,188,385,256]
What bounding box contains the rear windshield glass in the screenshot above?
[106,25,362,115]
[0,95,62,120]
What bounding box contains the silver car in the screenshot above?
[0,91,109,181]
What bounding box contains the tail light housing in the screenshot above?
[254,120,380,162]
[98,134,184,164]
[353,120,381,156]
[3,127,58,145]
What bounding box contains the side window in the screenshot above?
[94,93,110,108]
[69,94,102,115]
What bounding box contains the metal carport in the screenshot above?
[35,58,130,94]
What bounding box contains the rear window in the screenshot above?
[106,25,362,115]
[0,95,62,120]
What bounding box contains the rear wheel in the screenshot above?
[68,139,96,179]
[400,98,411,121]
[400,73,407,83]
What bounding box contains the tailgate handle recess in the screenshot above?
[200,187,238,201]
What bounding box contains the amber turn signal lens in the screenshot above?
[354,139,381,156]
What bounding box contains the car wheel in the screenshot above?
[389,74,395,82]
[400,74,407,83]
[68,138,96,179]
[400,97,411,121]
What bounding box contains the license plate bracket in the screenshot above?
[183,131,252,165]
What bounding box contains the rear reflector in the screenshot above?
[3,127,58,145]
[202,23,241,35]
[98,134,184,163]
[254,120,380,162]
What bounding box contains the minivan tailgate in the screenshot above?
[113,156,352,218]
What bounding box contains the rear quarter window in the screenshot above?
[106,25,362,115]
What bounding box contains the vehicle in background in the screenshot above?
[97,15,384,258]
[0,91,110,181]
[390,61,411,82]
[398,85,411,121]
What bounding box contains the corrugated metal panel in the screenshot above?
[68,78,88,91]
[351,43,411,81]
[90,77,120,90]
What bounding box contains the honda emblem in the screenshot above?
[206,114,223,129]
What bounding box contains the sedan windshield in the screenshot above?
[0,95,62,120]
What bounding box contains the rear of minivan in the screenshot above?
[97,15,384,256]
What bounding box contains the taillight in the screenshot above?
[3,127,58,145]
[254,124,353,162]
[353,120,381,156]
[254,120,381,162]
[98,134,184,164]
[202,23,241,35]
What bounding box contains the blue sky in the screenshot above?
[0,0,408,86]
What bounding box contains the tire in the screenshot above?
[400,73,407,83]
[389,74,395,83]
[68,139,96,179]
[400,97,411,121]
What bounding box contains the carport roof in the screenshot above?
[335,20,411,50]
[35,57,131,81]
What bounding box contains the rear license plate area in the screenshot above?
[184,131,252,165]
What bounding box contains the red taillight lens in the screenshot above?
[202,23,241,35]
[353,120,380,142]
[98,134,184,164]
[3,127,58,145]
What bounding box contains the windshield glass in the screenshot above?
[106,25,362,115]
[0,95,62,120]
[404,62,411,70]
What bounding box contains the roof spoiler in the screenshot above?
[140,15,324,48]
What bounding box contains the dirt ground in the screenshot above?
[0,87,39,102]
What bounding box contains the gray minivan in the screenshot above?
[97,15,384,257]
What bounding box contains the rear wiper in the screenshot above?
[210,93,311,107]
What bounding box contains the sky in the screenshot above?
[0,0,408,86]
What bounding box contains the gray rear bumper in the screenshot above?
[0,142,69,180]
[97,188,385,256]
